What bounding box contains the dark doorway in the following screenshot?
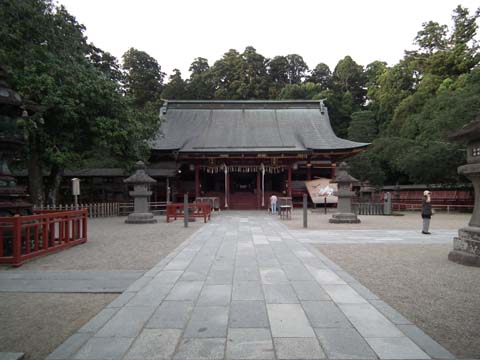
[229,172,258,209]
[230,173,256,193]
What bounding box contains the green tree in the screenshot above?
[211,49,243,99]
[285,54,309,84]
[332,56,366,105]
[0,0,160,204]
[347,111,377,142]
[308,63,332,90]
[122,47,165,107]
[162,69,188,100]
[187,57,215,99]
[237,46,270,99]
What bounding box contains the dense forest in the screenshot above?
[1,0,479,204]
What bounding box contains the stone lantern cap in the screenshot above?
[123,161,157,184]
[330,162,359,183]
[448,117,480,143]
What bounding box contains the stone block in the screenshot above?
[174,338,226,360]
[183,306,229,338]
[124,329,182,359]
[230,301,269,328]
[226,328,274,359]
[147,301,194,329]
[302,301,352,328]
[266,304,315,338]
[365,337,430,359]
[273,337,325,360]
[315,328,377,359]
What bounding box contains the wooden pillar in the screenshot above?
[307,165,312,181]
[287,166,292,198]
[195,165,200,198]
[257,172,261,209]
[331,163,337,180]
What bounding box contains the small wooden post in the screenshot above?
[12,215,22,267]
[303,194,308,228]
[184,193,188,228]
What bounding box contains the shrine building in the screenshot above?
[150,100,368,209]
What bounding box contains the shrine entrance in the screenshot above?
[229,172,257,209]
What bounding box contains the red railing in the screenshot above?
[166,203,211,223]
[0,209,87,267]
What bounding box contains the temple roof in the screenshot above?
[152,100,369,153]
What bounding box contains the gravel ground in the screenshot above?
[0,215,204,271]
[0,215,205,359]
[0,293,116,360]
[286,209,471,230]
[317,243,480,358]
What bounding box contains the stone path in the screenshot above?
[0,271,143,293]
[294,229,456,244]
[48,214,455,360]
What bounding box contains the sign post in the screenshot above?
[71,178,80,207]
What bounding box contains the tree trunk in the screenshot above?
[27,136,44,206]
[46,164,64,205]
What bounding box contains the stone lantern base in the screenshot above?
[448,226,480,267]
[329,212,360,224]
[125,212,157,224]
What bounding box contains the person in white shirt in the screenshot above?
[270,194,278,214]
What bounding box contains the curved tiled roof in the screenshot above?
[152,100,368,153]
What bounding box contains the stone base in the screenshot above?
[448,226,480,267]
[329,212,360,224]
[125,212,157,224]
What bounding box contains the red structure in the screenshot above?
[166,203,211,223]
[0,209,87,267]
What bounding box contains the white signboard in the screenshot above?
[305,178,338,204]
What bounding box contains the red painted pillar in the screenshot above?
[195,165,200,198]
[331,163,337,180]
[12,215,22,267]
[226,171,230,209]
[287,166,292,198]
[257,172,261,209]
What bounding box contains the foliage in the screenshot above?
[122,47,165,107]
[347,111,377,142]
[0,0,160,203]
[2,0,478,192]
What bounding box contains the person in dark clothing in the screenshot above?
[421,190,432,234]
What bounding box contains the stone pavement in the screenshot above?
[293,229,456,245]
[48,213,455,360]
[0,271,143,293]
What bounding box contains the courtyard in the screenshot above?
[0,210,478,359]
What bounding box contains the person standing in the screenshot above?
[270,194,278,214]
[421,190,432,234]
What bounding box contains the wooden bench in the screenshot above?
[166,203,211,223]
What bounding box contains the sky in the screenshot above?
[58,0,479,78]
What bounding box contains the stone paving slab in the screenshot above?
[0,271,143,293]
[48,213,457,359]
[296,229,456,244]
[0,353,24,360]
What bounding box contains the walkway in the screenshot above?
[0,271,143,293]
[48,213,454,360]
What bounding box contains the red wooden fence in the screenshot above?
[0,209,87,267]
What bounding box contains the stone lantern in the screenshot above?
[0,65,32,216]
[123,161,157,224]
[329,162,360,224]
[448,119,480,266]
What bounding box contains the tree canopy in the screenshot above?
[2,0,479,198]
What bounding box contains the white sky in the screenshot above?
[58,0,479,78]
